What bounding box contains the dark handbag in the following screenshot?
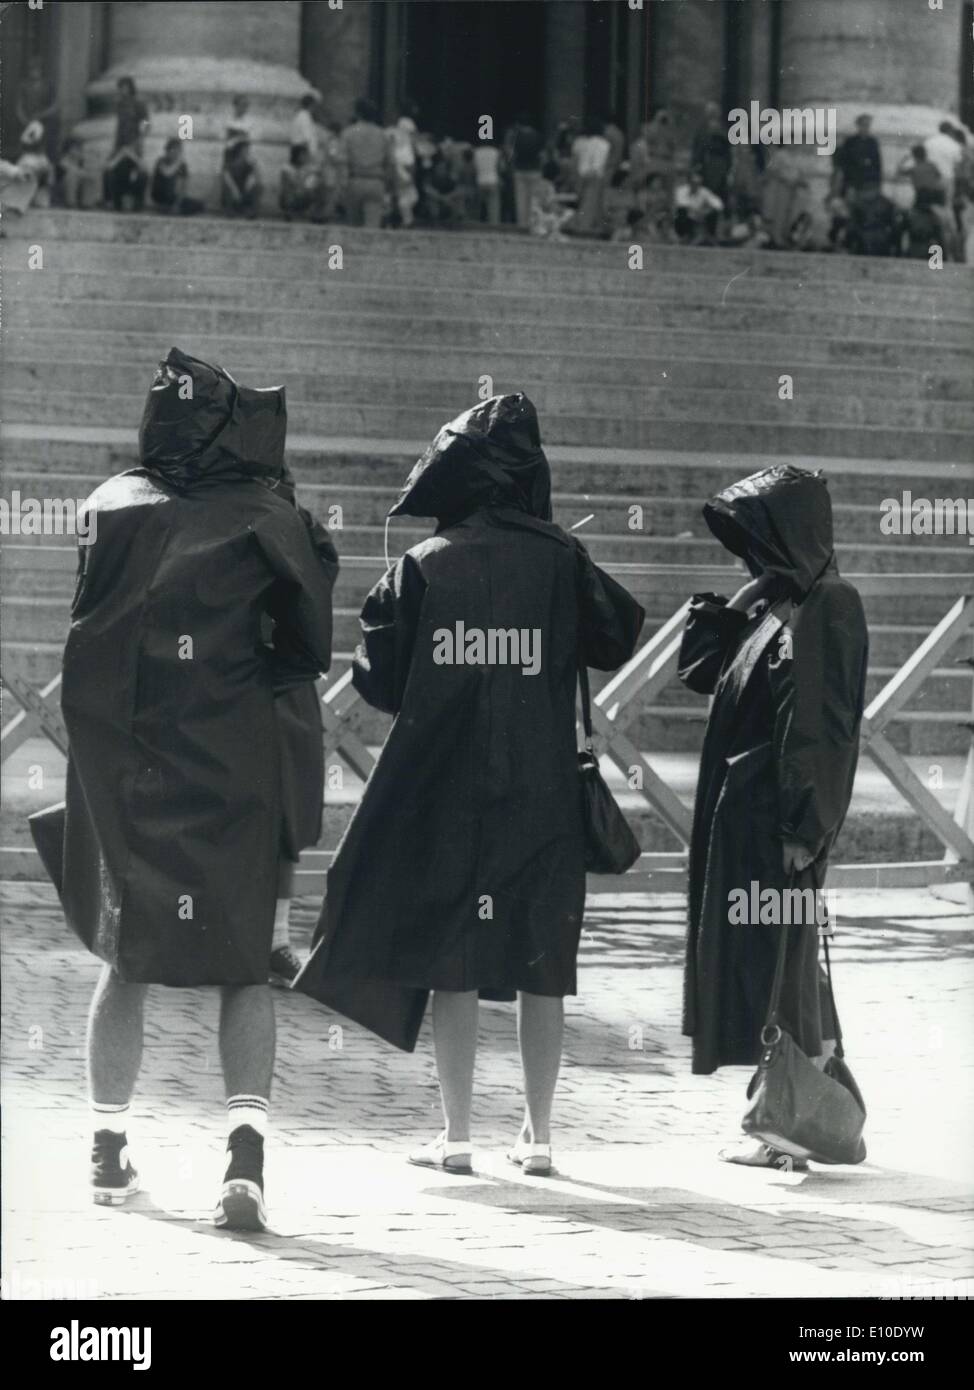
[577,662,641,875]
[742,886,866,1165]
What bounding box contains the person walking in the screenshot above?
[677,465,868,1170]
[295,394,644,1175]
[52,348,337,1228]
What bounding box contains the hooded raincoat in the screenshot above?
[294,394,645,1049]
[678,465,868,1075]
[57,347,338,985]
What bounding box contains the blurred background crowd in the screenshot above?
[4,68,973,262]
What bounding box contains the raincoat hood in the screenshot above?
[703,464,835,600]
[138,346,287,490]
[389,393,552,525]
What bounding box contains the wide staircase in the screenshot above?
[2,210,972,864]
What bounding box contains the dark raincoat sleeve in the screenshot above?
[678,593,748,695]
[769,582,869,859]
[352,554,427,714]
[253,505,339,690]
[574,541,645,670]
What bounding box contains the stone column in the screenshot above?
[543,0,587,136]
[302,0,374,128]
[778,0,967,206]
[75,0,316,207]
[649,0,725,152]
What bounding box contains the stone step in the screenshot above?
[7,293,969,351]
[11,331,972,400]
[9,263,971,329]
[2,517,967,582]
[6,468,970,546]
[9,363,974,432]
[3,554,966,670]
[3,433,969,517]
[7,317,965,377]
[16,210,972,286]
[1,556,962,639]
[5,389,970,462]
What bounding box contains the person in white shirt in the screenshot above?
[572,118,611,234]
[472,139,501,224]
[290,93,321,163]
[674,171,723,244]
[925,122,964,192]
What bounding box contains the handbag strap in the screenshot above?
[764,866,846,1057]
[577,660,594,750]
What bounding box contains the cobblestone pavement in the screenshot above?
[2,881,972,1301]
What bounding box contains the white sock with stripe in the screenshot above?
[227,1095,268,1138]
[91,1101,130,1136]
[271,899,290,951]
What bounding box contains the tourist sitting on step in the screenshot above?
[674,170,723,246]
[279,143,326,223]
[150,137,203,216]
[55,136,90,209]
[103,132,148,214]
[16,120,54,209]
[221,132,262,219]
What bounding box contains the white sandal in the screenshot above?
[407,1132,473,1174]
[507,1137,552,1176]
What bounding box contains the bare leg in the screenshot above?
[516,992,564,1145]
[812,1038,837,1071]
[431,989,478,1142]
[87,964,147,1104]
[219,985,275,1100]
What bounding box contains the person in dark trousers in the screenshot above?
[678,465,868,1170]
[53,348,337,1229]
[507,113,544,228]
[295,395,644,1175]
[102,76,149,208]
[832,113,882,204]
[691,101,733,204]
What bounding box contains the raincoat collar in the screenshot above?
[138,346,287,491]
[703,464,836,600]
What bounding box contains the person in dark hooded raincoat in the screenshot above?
[677,464,868,1170]
[55,346,337,1229]
[295,394,644,1175]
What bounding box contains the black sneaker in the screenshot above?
[213,1125,266,1231]
[90,1130,140,1206]
[268,944,302,987]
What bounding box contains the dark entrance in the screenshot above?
[401,0,547,141]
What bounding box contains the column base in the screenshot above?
[74,56,315,211]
